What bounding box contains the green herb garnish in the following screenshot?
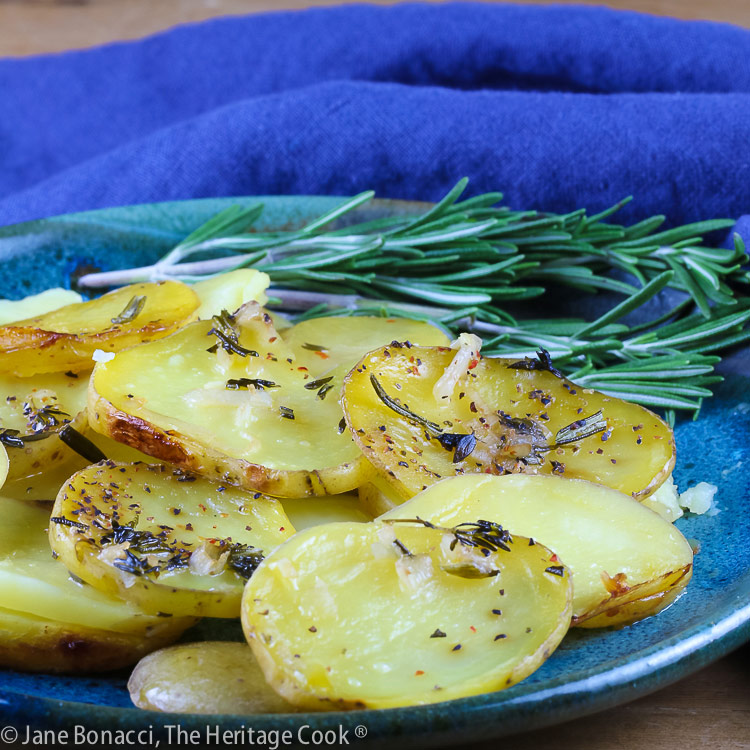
[57,424,107,463]
[111,294,146,325]
[77,180,750,417]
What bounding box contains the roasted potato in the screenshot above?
[0,414,160,502]
[89,307,446,496]
[193,269,270,320]
[342,340,674,501]
[49,461,294,617]
[0,497,195,672]
[381,474,693,627]
[0,605,193,674]
[0,444,8,490]
[0,288,82,326]
[281,315,448,376]
[0,281,199,376]
[280,493,372,530]
[242,520,572,710]
[128,641,295,714]
[0,370,89,482]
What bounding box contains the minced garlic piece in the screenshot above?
[432,333,482,403]
[189,542,230,576]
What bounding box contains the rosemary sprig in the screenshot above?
[76,181,749,417]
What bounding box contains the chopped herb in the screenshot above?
[548,411,607,448]
[304,376,334,391]
[1,422,59,448]
[301,343,328,352]
[226,378,279,390]
[58,425,107,464]
[545,565,565,576]
[430,629,447,638]
[316,384,334,401]
[23,403,71,433]
[207,309,259,357]
[338,417,347,434]
[111,295,146,325]
[279,406,295,420]
[50,516,88,530]
[370,374,476,462]
[225,543,264,580]
[507,348,563,378]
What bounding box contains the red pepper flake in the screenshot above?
[468,359,479,370]
[279,526,285,532]
[269,336,277,342]
[415,670,424,676]
[550,554,559,563]
[469,625,477,633]
[314,350,330,359]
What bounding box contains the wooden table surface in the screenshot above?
[1,2,748,748]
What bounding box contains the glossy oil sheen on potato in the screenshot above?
[0,281,199,376]
[0,605,192,674]
[242,521,572,710]
[0,497,195,654]
[381,474,693,627]
[342,343,674,500]
[49,462,294,618]
[0,369,89,481]
[89,309,447,496]
[128,642,294,714]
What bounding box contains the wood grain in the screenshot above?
[0,0,749,57]
[0,1,748,748]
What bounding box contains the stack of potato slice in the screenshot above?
[0,267,694,712]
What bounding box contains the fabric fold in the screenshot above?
[1,3,749,229]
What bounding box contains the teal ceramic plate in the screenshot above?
[0,197,748,747]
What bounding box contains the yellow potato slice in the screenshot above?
[0,288,82,326]
[0,281,199,376]
[192,269,270,320]
[89,307,446,496]
[0,497,195,639]
[49,461,294,617]
[0,444,7,490]
[281,316,448,376]
[0,416,157,501]
[242,520,572,710]
[0,605,192,674]
[381,474,693,627]
[0,370,90,482]
[128,641,295,714]
[280,493,372,531]
[342,342,674,500]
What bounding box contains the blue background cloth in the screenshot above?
[1,2,749,231]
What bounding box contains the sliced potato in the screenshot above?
[0,370,90,481]
[89,307,445,496]
[0,496,195,639]
[128,641,295,714]
[193,269,270,320]
[280,493,372,531]
[242,520,572,710]
[0,281,199,376]
[382,474,693,627]
[50,461,294,617]
[0,605,191,674]
[0,417,158,501]
[0,288,82,326]
[281,315,448,376]
[342,342,674,501]
[0,444,7,490]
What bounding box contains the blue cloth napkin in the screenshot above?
[1,2,750,232]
